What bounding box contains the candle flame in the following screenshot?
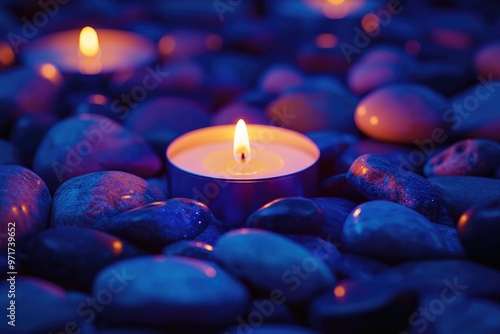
[233,119,251,165]
[79,26,100,57]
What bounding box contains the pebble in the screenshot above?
[215,229,335,303]
[26,227,137,291]
[107,198,214,250]
[424,139,500,177]
[50,171,166,231]
[93,256,250,329]
[124,97,211,154]
[266,91,358,133]
[33,114,162,193]
[347,46,417,95]
[428,176,500,220]
[342,200,447,262]
[0,277,89,334]
[354,84,450,144]
[0,165,51,247]
[457,199,500,266]
[0,139,19,165]
[245,197,325,235]
[211,101,269,126]
[258,64,304,94]
[347,154,454,226]
[474,42,500,80]
[310,197,357,244]
[162,240,216,262]
[319,174,367,203]
[331,254,388,280]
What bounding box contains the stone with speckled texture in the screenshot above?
[0,165,51,247]
[347,154,454,226]
[50,171,166,231]
[107,198,214,249]
[342,200,448,262]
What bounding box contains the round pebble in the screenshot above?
[347,154,454,226]
[424,139,500,177]
[51,171,166,231]
[0,165,51,247]
[246,197,325,235]
[215,229,335,303]
[354,84,450,144]
[93,255,250,329]
[26,227,137,290]
[342,200,447,262]
[259,64,304,94]
[107,198,215,249]
[33,114,162,193]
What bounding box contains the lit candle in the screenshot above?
[22,27,157,74]
[167,120,320,227]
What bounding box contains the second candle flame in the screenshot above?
[79,26,100,58]
[233,119,251,165]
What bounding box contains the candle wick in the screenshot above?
[241,153,246,162]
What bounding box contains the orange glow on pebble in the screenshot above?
[88,94,108,105]
[159,35,176,55]
[334,285,346,298]
[353,208,362,218]
[205,267,216,278]
[315,33,338,48]
[39,63,62,84]
[0,43,15,66]
[369,116,379,126]
[112,241,123,255]
[362,13,380,33]
[327,0,345,4]
[457,214,468,233]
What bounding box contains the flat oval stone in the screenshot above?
[259,64,304,94]
[162,240,215,262]
[0,139,19,165]
[266,91,358,133]
[33,114,161,193]
[211,101,269,126]
[0,277,89,334]
[347,155,454,226]
[246,197,324,235]
[51,171,166,231]
[342,200,447,262]
[215,229,335,303]
[93,256,250,328]
[424,139,500,177]
[0,165,51,246]
[26,227,137,290]
[310,197,357,244]
[354,84,450,144]
[107,198,214,249]
[474,42,500,80]
[457,199,500,266]
[428,176,500,220]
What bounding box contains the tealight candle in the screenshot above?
[22,26,157,75]
[167,120,320,227]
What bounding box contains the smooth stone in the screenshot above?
[0,139,19,165]
[287,235,341,272]
[474,42,500,80]
[93,256,250,328]
[433,224,466,258]
[347,46,417,95]
[428,176,500,220]
[259,64,304,94]
[0,165,51,247]
[246,197,324,235]
[424,139,500,177]
[51,171,166,231]
[124,97,210,154]
[335,139,417,174]
[354,84,450,144]
[319,174,367,203]
[33,114,161,193]
[347,155,454,226]
[107,199,214,249]
[332,254,388,280]
[266,91,358,133]
[26,227,137,290]
[194,220,228,245]
[457,199,500,266]
[449,81,500,141]
[215,229,335,303]
[211,101,269,126]
[310,197,357,244]
[8,114,58,167]
[162,240,215,262]
[224,324,320,334]
[306,130,359,181]
[343,200,448,262]
[0,277,89,334]
[309,279,418,334]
